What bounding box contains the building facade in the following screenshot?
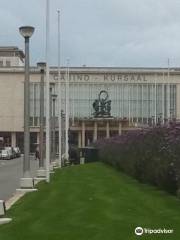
[0,48,179,152]
[0,47,24,67]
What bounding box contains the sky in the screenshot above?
[1,0,180,67]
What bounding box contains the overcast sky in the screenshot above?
[1,0,180,67]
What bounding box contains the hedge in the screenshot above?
[95,122,180,196]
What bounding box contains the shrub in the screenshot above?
[95,123,180,195]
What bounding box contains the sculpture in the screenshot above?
[93,90,112,118]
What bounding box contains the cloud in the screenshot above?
[0,0,180,67]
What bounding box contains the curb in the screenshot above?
[5,192,26,210]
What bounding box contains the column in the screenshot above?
[93,121,98,141]
[11,132,16,147]
[118,122,122,135]
[37,132,40,144]
[78,131,81,148]
[81,121,85,148]
[106,121,110,138]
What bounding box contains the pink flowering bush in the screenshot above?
[95,122,180,195]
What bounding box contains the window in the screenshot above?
[0,61,3,67]
[6,61,11,67]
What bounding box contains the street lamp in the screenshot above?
[157,113,162,126]
[151,116,155,127]
[51,93,57,162]
[49,85,56,164]
[37,62,46,178]
[61,110,65,166]
[19,26,35,189]
[49,86,56,171]
[49,86,53,163]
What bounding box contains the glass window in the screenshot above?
[6,61,11,67]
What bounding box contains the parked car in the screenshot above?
[4,147,16,159]
[13,147,21,158]
[1,149,11,160]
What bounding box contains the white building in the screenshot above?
[0,47,24,67]
[0,47,179,152]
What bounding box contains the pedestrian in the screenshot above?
[35,147,40,161]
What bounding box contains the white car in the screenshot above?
[5,147,15,159]
[1,149,11,160]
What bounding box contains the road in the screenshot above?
[0,156,39,201]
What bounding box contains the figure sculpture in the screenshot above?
[92,90,112,117]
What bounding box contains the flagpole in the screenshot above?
[162,72,165,124]
[142,84,144,124]
[167,58,170,122]
[45,0,50,182]
[57,10,62,168]
[65,59,70,162]
[154,73,157,125]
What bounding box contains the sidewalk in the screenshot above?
[0,156,38,201]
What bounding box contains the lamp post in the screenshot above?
[49,86,56,170]
[37,62,46,178]
[49,86,53,162]
[52,94,57,162]
[151,116,155,127]
[170,108,174,121]
[157,113,162,126]
[61,110,65,165]
[19,26,35,188]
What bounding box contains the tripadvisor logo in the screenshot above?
[135,226,174,236]
[135,227,143,236]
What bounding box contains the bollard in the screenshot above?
[0,200,6,216]
[80,157,85,164]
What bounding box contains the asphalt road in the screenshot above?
[0,155,39,201]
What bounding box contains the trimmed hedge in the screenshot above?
[95,122,180,195]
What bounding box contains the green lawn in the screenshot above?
[0,162,180,240]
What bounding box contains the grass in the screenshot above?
[0,162,180,239]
